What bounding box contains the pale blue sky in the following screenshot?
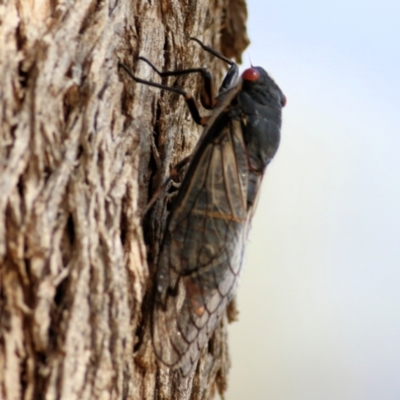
[227,1,400,399]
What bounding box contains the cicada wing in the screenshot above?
[152,118,250,375]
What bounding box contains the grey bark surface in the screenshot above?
[0,0,249,399]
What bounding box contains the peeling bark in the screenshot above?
[0,0,249,399]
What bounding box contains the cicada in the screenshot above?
[120,38,286,376]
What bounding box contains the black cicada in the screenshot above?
[120,38,286,376]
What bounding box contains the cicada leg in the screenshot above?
[141,155,191,217]
[137,56,216,110]
[119,38,239,123]
[119,38,239,215]
[119,62,209,126]
[189,37,239,93]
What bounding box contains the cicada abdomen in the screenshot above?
[119,39,285,376]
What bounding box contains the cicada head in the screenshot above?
[242,67,286,109]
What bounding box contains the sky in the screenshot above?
[226,1,400,399]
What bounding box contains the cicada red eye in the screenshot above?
[242,68,260,82]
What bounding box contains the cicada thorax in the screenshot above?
[119,38,285,376]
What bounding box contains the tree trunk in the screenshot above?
[0,0,249,399]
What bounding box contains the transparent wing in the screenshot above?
[152,118,251,376]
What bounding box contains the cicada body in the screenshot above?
[119,39,285,376]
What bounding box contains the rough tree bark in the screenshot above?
[0,0,249,399]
